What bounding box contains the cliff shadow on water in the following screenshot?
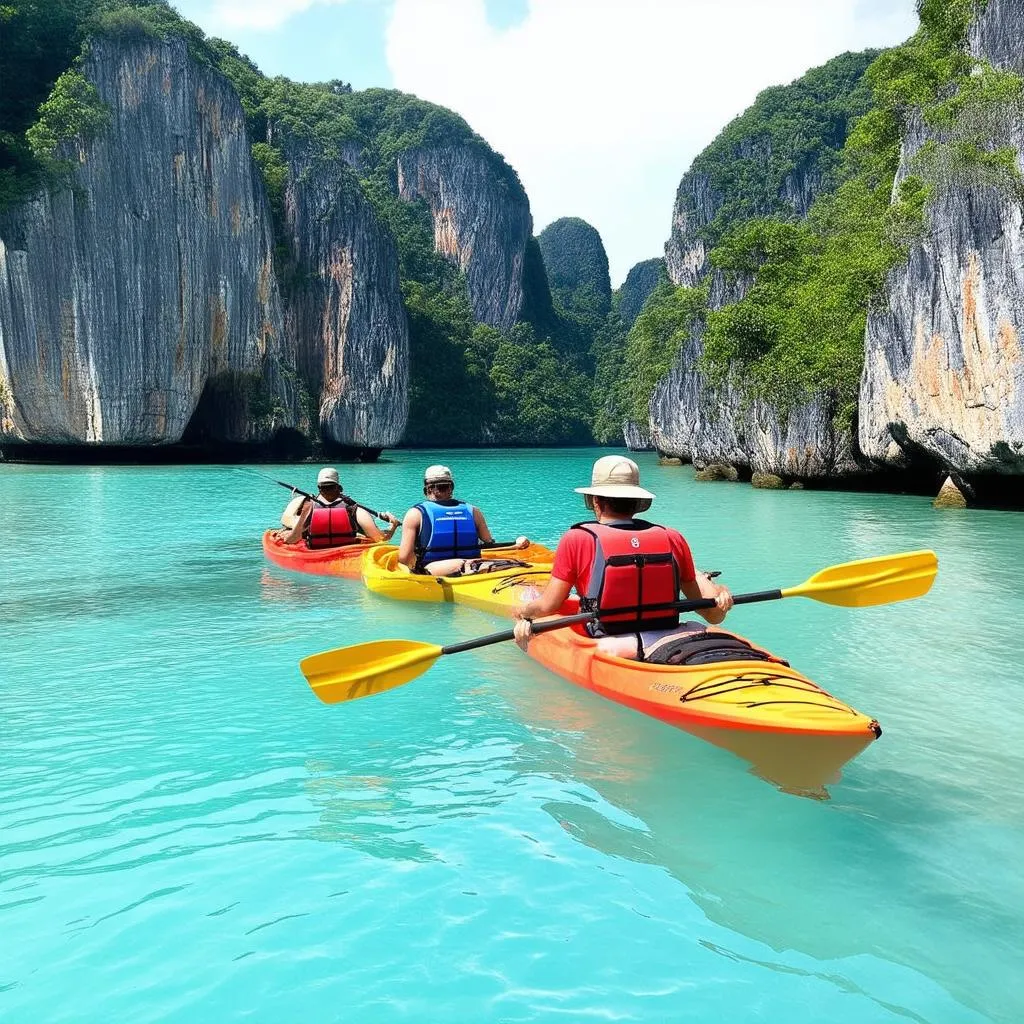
[0,433,383,465]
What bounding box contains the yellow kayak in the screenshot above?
[361,543,553,617]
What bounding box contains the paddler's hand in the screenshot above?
[714,584,734,614]
[515,535,530,550]
[383,512,400,526]
[512,614,534,652]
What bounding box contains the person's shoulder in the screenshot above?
[655,521,685,540]
[556,526,592,552]
[669,526,693,548]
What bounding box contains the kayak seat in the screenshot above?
[646,631,788,667]
[450,558,533,577]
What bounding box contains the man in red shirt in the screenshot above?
[513,455,733,660]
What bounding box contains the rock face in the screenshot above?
[649,323,857,478]
[617,258,664,329]
[397,146,531,331]
[859,3,1024,478]
[648,268,856,478]
[650,54,878,478]
[284,147,408,450]
[934,475,968,509]
[665,143,826,290]
[623,419,652,451]
[537,216,612,322]
[970,0,1023,74]
[665,169,717,289]
[0,36,298,448]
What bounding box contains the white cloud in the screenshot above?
[202,0,352,31]
[385,0,918,284]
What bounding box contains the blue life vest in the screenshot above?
[415,499,480,567]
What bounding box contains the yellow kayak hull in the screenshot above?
[361,543,553,617]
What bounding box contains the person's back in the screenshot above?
[513,455,734,660]
[415,495,481,566]
[274,467,399,547]
[305,493,360,549]
[398,464,529,576]
[569,516,686,635]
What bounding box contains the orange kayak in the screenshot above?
[261,530,376,579]
[525,598,880,794]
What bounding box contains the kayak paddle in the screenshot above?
[300,550,937,705]
[247,470,392,522]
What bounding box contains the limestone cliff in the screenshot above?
[283,147,408,452]
[647,273,857,477]
[665,49,876,284]
[666,147,826,289]
[616,258,665,329]
[0,36,299,449]
[649,341,856,478]
[641,52,875,476]
[537,217,612,324]
[859,0,1024,478]
[649,191,854,478]
[396,146,531,331]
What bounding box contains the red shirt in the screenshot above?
[551,522,697,596]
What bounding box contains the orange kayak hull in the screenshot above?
[261,530,376,579]
[526,602,880,794]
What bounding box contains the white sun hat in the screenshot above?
[574,455,655,500]
[423,464,454,485]
[317,467,340,486]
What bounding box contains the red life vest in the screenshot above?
[306,499,359,549]
[573,520,681,635]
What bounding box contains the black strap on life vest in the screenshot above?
[304,499,360,548]
[573,520,680,634]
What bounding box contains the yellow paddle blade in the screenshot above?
[299,639,443,705]
[782,550,938,608]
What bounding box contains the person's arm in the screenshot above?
[472,506,495,545]
[512,534,578,649]
[473,506,528,549]
[355,507,398,543]
[275,499,311,545]
[681,573,733,625]
[397,508,421,568]
[512,578,573,650]
[516,577,572,621]
[668,530,732,624]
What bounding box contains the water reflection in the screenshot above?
[495,659,1019,1024]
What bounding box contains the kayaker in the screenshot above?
[512,455,733,660]
[397,464,530,576]
[275,467,399,548]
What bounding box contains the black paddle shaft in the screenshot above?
[270,477,385,521]
[440,590,784,657]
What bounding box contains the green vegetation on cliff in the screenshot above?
[592,52,881,439]
[682,49,879,247]
[0,1,212,207]
[615,258,666,329]
[537,217,612,326]
[2,0,593,446]
[592,281,705,443]
[701,0,1021,418]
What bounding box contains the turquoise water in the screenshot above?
[2,449,1023,1023]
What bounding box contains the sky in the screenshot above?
[172,0,919,285]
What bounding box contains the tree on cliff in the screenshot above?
[537,217,613,328]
